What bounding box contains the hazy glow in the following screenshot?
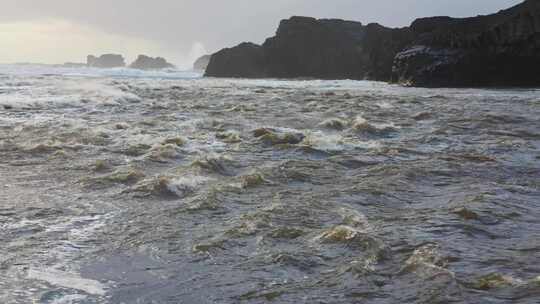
[0,19,206,68]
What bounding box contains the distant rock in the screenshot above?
[206,0,540,87]
[193,55,211,71]
[129,55,175,70]
[62,62,87,68]
[87,54,126,68]
[205,43,266,78]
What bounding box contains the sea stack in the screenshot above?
[129,55,175,70]
[87,54,126,68]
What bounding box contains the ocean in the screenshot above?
[1,64,539,303]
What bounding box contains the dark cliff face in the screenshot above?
[87,54,125,68]
[206,17,413,80]
[204,43,266,78]
[206,0,540,87]
[359,24,415,81]
[129,55,175,70]
[262,17,415,81]
[262,17,368,79]
[393,0,540,87]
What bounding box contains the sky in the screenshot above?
[0,0,523,68]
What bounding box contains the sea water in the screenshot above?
[1,64,539,303]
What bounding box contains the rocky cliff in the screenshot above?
[205,43,266,78]
[87,54,125,68]
[129,55,175,70]
[262,17,414,80]
[392,0,540,87]
[206,0,540,87]
[205,17,413,80]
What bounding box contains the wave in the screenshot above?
[0,64,202,80]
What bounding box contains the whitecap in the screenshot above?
[166,175,213,197]
[50,294,88,304]
[301,131,346,152]
[301,131,380,152]
[27,268,107,296]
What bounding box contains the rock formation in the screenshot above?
[87,54,125,68]
[392,0,540,87]
[205,43,266,78]
[129,55,175,70]
[193,55,211,71]
[262,17,413,81]
[205,18,413,80]
[205,0,540,87]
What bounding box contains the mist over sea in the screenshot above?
[1,64,539,303]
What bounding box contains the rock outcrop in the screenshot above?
[205,43,266,78]
[262,17,413,80]
[193,55,211,71]
[392,0,540,87]
[87,54,125,68]
[129,55,175,70]
[205,18,413,80]
[206,0,540,87]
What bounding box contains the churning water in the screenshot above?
[0,65,539,303]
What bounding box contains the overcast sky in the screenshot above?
[0,0,522,68]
